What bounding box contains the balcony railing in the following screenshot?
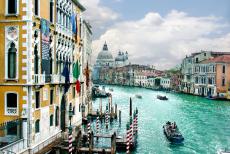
[33,74,45,85]
[6,107,18,116]
[51,74,60,84]
[70,74,76,83]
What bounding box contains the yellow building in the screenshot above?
[0,0,88,153]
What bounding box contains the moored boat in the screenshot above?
[157,95,168,100]
[163,121,184,144]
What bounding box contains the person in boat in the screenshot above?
[172,122,177,129]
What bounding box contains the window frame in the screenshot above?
[5,0,19,16]
[5,92,19,116]
[5,26,19,81]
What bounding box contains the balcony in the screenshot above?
[33,74,45,85]
[51,74,60,84]
[70,74,76,83]
[5,107,18,116]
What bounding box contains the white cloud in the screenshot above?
[92,10,230,69]
[79,0,119,33]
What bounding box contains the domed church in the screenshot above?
[92,42,129,82]
[95,42,114,67]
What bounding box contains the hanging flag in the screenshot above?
[62,62,70,93]
[71,13,76,34]
[76,13,78,34]
[73,60,80,79]
[76,80,81,93]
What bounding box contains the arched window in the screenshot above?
[35,119,40,133]
[8,42,17,79]
[55,107,59,126]
[50,114,54,126]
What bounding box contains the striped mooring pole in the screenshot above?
[136,108,138,133]
[126,123,130,154]
[129,117,133,146]
[68,128,73,154]
[96,116,99,134]
[87,121,91,143]
[106,104,109,129]
[133,110,137,135]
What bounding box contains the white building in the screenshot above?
[160,77,171,89]
[115,51,129,67]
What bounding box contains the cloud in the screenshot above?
[92,10,230,69]
[79,0,119,36]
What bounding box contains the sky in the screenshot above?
[79,0,230,69]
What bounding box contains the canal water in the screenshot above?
[91,85,230,154]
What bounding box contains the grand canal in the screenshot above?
[92,85,230,154]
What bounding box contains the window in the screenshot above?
[223,65,225,74]
[35,91,40,108]
[7,121,17,135]
[50,114,53,126]
[204,53,206,56]
[222,78,225,86]
[50,89,53,105]
[34,44,39,74]
[55,107,59,126]
[72,87,75,98]
[6,0,18,15]
[35,120,40,133]
[50,0,54,22]
[34,0,39,16]
[5,93,18,115]
[196,58,198,63]
[8,42,17,79]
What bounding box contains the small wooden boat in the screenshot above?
[157,95,168,100]
[135,94,142,99]
[163,121,184,144]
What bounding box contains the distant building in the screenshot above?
[181,51,230,99]
[115,51,129,67]
[92,42,130,82]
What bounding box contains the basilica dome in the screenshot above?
[97,42,113,60]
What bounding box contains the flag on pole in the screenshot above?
[73,60,80,79]
[73,60,81,93]
[62,62,70,93]
[76,80,81,93]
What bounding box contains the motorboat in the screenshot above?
[135,94,142,99]
[157,95,168,100]
[163,121,184,144]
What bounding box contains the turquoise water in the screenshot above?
[91,85,230,154]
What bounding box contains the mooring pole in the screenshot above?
[119,110,121,124]
[115,104,117,119]
[129,97,132,117]
[100,98,102,116]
